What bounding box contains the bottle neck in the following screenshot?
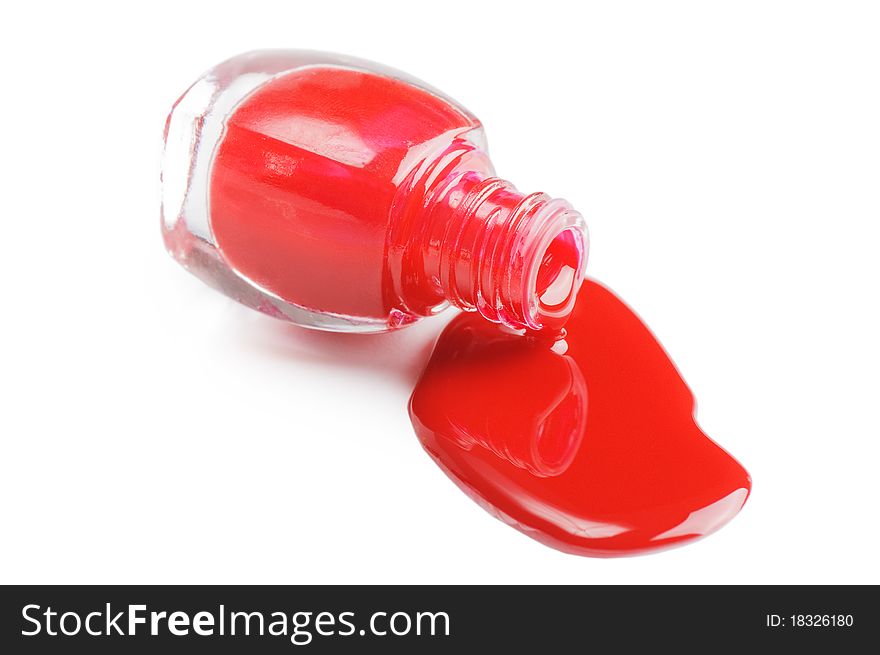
[420,172,588,331]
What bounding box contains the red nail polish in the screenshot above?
[410,280,751,556]
[162,50,588,332]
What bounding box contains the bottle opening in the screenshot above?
[536,228,582,308]
[424,176,588,332]
[526,211,588,331]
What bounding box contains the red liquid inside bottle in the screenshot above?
[162,51,588,332]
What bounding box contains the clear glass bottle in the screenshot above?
[162,50,589,332]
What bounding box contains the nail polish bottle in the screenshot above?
[162,50,589,332]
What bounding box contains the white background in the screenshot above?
[2,1,878,584]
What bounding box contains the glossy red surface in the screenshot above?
[209,65,480,320]
[205,63,587,331]
[410,280,751,556]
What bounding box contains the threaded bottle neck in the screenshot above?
[425,173,588,331]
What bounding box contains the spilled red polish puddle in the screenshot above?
[409,279,751,556]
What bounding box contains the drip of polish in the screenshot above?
[409,279,751,557]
